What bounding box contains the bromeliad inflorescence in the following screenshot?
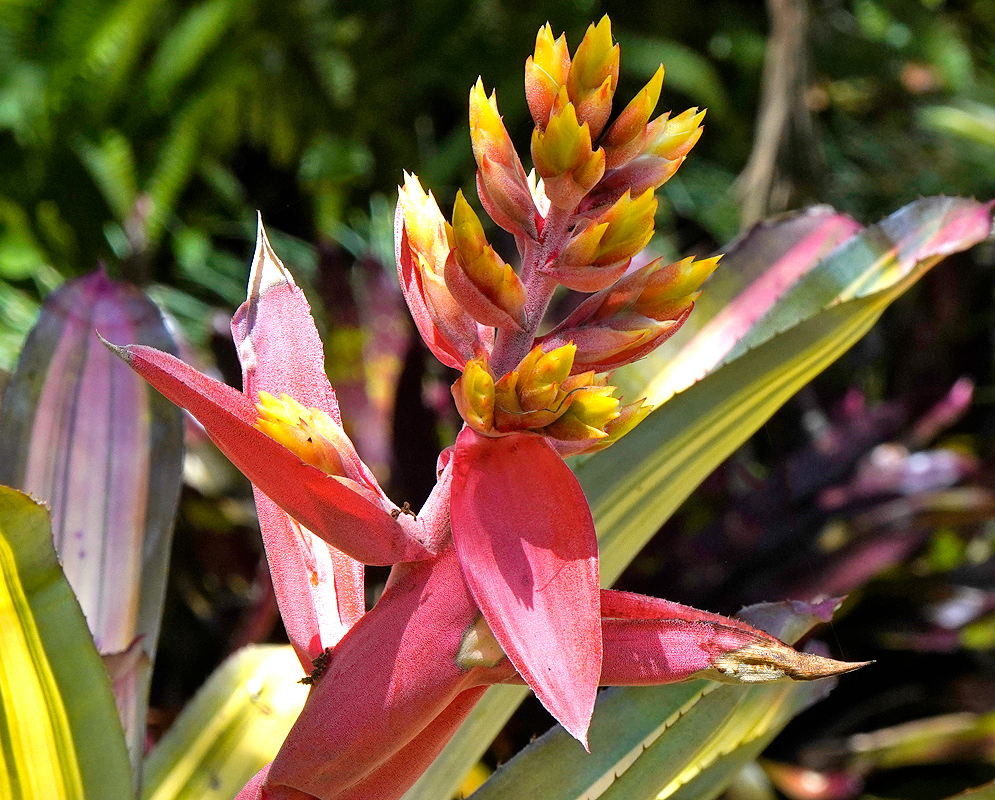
[395,15,722,742]
[108,16,867,800]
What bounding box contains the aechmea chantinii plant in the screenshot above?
[106,16,868,800]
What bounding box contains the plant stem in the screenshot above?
[491,204,574,374]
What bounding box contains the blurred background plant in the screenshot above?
[4,1,995,798]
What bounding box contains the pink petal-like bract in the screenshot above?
[265,550,483,799]
[332,687,489,800]
[236,688,488,800]
[450,427,601,746]
[599,589,772,684]
[232,222,364,664]
[111,342,431,566]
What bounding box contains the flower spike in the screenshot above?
[143,20,875,800]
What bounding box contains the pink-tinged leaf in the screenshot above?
[101,638,151,781]
[109,341,432,566]
[232,220,364,665]
[450,428,601,746]
[265,551,483,799]
[720,197,994,366]
[250,494,363,667]
[0,271,182,654]
[0,269,182,774]
[645,208,861,397]
[235,219,343,424]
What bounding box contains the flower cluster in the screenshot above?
[109,17,864,800]
[397,18,715,390]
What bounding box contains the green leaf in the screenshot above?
[403,197,992,800]
[73,130,138,220]
[141,646,308,800]
[467,604,835,800]
[919,102,995,150]
[144,0,245,109]
[0,487,133,799]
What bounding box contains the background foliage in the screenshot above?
[4,1,995,798]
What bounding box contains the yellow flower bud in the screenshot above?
[543,385,619,442]
[398,172,450,274]
[518,343,576,412]
[469,79,518,173]
[446,191,527,329]
[255,392,348,476]
[603,66,665,170]
[531,101,606,208]
[645,107,706,161]
[452,356,496,433]
[634,255,721,319]
[525,24,571,130]
[594,189,658,266]
[566,16,619,139]
[588,398,653,452]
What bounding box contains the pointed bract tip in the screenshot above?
[95,330,131,363]
[711,639,873,684]
[248,215,293,303]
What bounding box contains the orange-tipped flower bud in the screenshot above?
[543,385,618,442]
[469,80,538,238]
[645,107,707,160]
[603,66,664,170]
[398,172,451,271]
[633,254,721,320]
[538,251,718,374]
[470,79,519,174]
[587,398,652,452]
[591,188,657,266]
[559,220,610,267]
[453,355,496,433]
[566,16,619,139]
[525,24,571,131]
[531,101,606,209]
[397,173,483,369]
[446,191,527,330]
[517,343,576,412]
[546,189,657,291]
[583,108,705,212]
[451,344,635,453]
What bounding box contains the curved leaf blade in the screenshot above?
[0,487,132,800]
[141,646,307,800]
